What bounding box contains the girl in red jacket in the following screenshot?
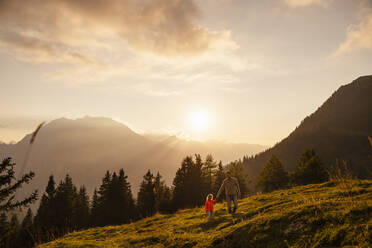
[205,194,216,220]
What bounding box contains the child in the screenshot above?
[205,194,216,220]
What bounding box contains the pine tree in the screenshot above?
[0,157,37,245]
[53,175,77,233]
[172,156,193,209]
[292,149,328,185]
[153,172,172,213]
[107,171,135,225]
[158,186,172,213]
[94,171,112,226]
[0,212,10,247]
[0,213,21,248]
[8,214,20,248]
[172,155,206,209]
[35,174,92,241]
[0,158,38,212]
[91,169,135,226]
[154,172,164,210]
[203,154,217,195]
[74,186,90,229]
[213,161,225,196]
[18,208,35,248]
[90,189,99,226]
[35,175,56,231]
[256,155,289,193]
[117,169,135,222]
[137,170,156,218]
[191,154,206,206]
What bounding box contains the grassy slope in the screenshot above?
[39,181,372,248]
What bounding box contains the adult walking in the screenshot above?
[216,171,241,213]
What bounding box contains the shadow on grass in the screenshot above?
[183,210,244,232]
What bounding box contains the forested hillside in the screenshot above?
[242,75,372,185]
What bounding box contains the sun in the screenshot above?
[188,109,210,133]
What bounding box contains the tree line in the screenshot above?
[255,149,329,193]
[0,154,251,247]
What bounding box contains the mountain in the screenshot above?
[0,116,266,202]
[144,133,266,164]
[242,75,372,185]
[38,180,372,247]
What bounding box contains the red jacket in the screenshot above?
[205,199,216,211]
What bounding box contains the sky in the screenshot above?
[0,0,372,145]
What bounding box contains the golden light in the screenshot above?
[188,109,210,133]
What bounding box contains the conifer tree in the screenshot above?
[0,212,10,247]
[154,172,164,210]
[74,186,90,229]
[172,156,193,209]
[256,155,289,192]
[158,186,172,213]
[35,174,91,242]
[117,169,135,222]
[203,154,217,195]
[0,158,38,212]
[153,172,172,213]
[52,175,77,232]
[8,214,20,248]
[191,154,206,205]
[137,170,156,218]
[0,213,20,248]
[35,175,56,231]
[92,169,135,226]
[106,171,135,225]
[172,155,206,209]
[292,149,328,185]
[92,171,112,226]
[18,208,35,248]
[0,157,37,245]
[213,161,225,196]
[90,189,99,226]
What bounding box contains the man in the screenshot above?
[216,171,241,213]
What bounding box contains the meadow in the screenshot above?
[39,180,372,248]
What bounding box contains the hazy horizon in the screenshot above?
[1,0,372,145]
[0,115,270,147]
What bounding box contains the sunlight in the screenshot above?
[188,109,210,133]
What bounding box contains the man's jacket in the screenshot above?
[217,177,241,198]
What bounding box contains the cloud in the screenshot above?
[284,0,332,7]
[0,30,104,66]
[335,9,372,55]
[0,0,232,63]
[144,89,183,97]
[133,81,184,97]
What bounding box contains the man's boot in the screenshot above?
[233,206,237,213]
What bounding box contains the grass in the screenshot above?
[39,180,372,248]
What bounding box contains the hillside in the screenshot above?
[39,180,372,248]
[243,75,372,185]
[0,116,266,201]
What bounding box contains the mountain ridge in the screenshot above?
[0,116,266,207]
[242,75,372,186]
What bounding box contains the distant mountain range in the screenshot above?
[0,116,266,201]
[242,75,372,186]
